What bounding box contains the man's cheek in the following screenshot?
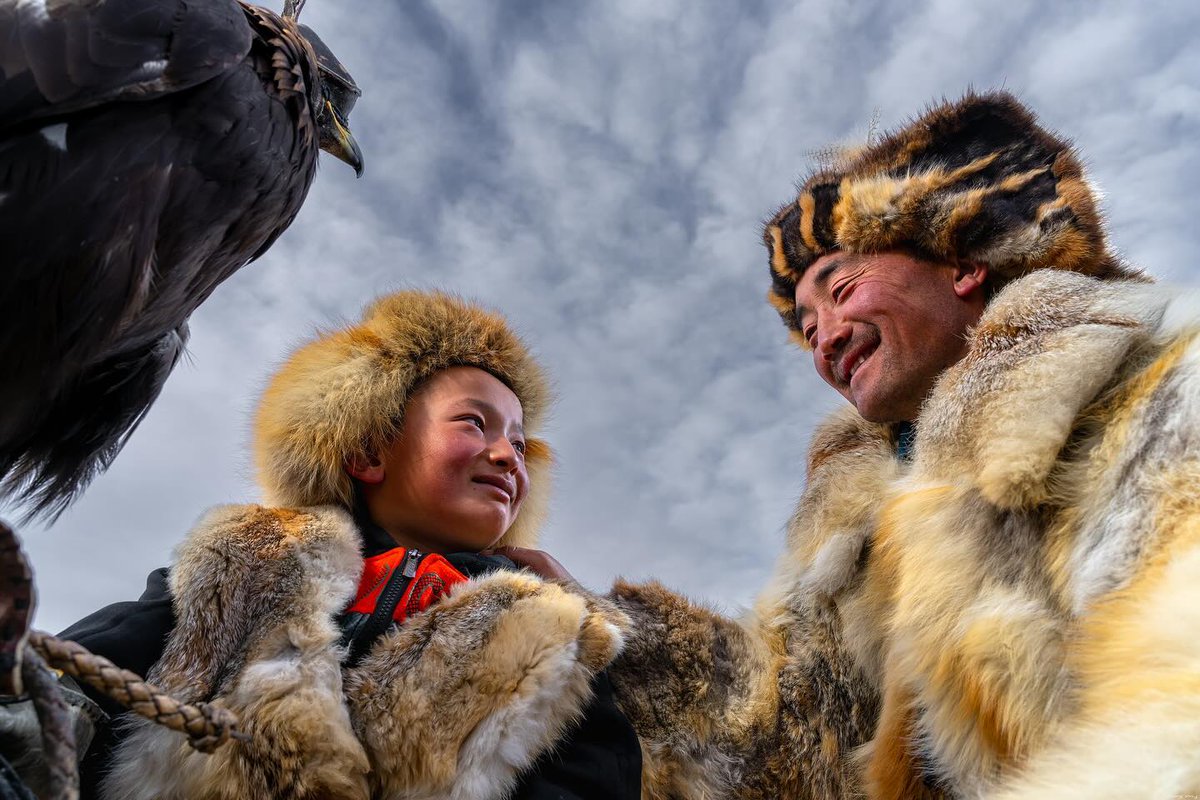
[820,366,841,393]
[812,354,830,385]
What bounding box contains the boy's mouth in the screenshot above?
[473,474,514,502]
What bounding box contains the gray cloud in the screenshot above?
[14,0,1200,631]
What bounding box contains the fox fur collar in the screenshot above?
[866,269,1200,798]
[101,504,628,800]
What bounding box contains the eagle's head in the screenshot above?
[299,23,364,178]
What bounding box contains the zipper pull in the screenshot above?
[402,549,421,578]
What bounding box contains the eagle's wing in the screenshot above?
[0,0,252,132]
[0,0,327,520]
[6,326,191,519]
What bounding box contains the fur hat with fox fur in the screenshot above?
[254,290,552,548]
[763,90,1141,340]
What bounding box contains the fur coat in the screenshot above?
[609,269,1200,799]
[101,504,629,800]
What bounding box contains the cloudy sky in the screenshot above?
[13,0,1200,632]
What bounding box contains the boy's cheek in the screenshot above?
[507,495,524,523]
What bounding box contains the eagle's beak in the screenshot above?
[324,100,364,178]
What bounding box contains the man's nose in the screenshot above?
[817,320,851,363]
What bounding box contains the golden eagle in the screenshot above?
[0,0,363,518]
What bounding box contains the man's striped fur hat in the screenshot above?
[763,90,1140,340]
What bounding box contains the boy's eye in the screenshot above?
[460,415,484,430]
[512,440,526,456]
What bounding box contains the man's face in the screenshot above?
[794,250,988,423]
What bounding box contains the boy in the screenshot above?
[64,290,641,799]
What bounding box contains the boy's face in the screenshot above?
[358,366,529,553]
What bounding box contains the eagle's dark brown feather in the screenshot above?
[0,0,254,130]
[0,0,362,519]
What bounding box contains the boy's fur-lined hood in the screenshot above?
[763,90,1143,343]
[254,290,552,548]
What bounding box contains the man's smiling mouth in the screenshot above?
[850,352,870,380]
[839,338,879,385]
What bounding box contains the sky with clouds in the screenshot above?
[13,0,1200,632]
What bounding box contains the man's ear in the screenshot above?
[346,451,386,484]
[952,260,989,299]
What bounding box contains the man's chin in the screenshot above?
[850,386,906,424]
[852,391,921,424]
[856,407,903,424]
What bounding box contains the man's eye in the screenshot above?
[831,281,849,301]
[512,440,527,456]
[804,327,816,346]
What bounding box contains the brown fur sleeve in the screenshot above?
[605,410,902,799]
[343,571,630,800]
[607,579,769,798]
[102,504,372,800]
[609,580,753,741]
[610,578,888,800]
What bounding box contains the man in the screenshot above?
[601,91,1200,798]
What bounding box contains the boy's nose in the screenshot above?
[488,438,519,469]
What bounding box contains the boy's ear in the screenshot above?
[346,452,386,484]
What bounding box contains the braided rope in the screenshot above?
[0,522,33,696]
[22,647,78,800]
[27,631,247,754]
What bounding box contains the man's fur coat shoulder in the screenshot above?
[102,504,628,800]
[609,270,1200,799]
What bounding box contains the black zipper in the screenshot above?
[344,548,422,667]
